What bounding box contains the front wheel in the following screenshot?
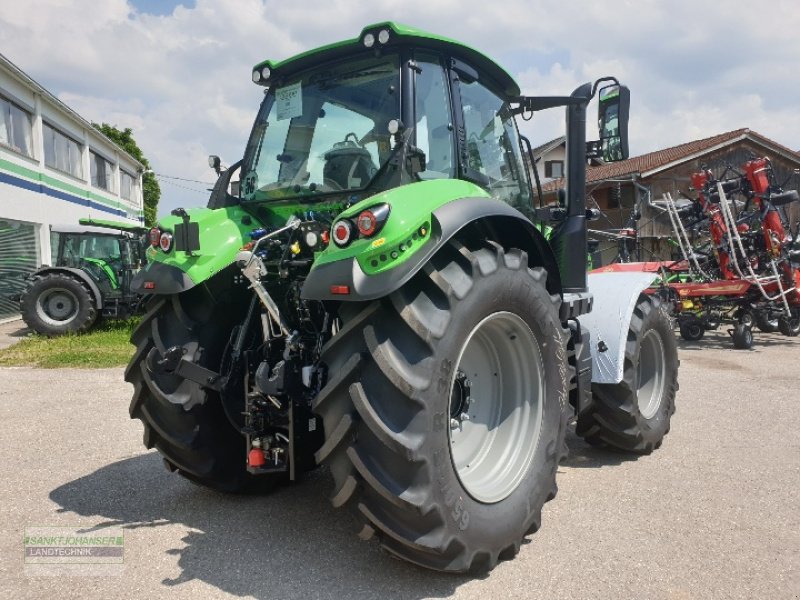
[314,240,568,573]
[576,295,678,453]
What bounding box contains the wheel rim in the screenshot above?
[36,288,79,326]
[448,312,544,504]
[636,329,666,419]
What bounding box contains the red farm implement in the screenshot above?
[595,157,800,348]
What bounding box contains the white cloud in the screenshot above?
[2,0,798,214]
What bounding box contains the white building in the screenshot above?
[0,52,144,320]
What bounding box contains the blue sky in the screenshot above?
[2,0,799,217]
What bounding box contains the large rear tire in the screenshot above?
[125,285,271,493]
[576,295,678,454]
[314,240,569,573]
[20,273,97,335]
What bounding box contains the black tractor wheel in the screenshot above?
[755,312,779,333]
[576,295,678,454]
[20,273,97,335]
[125,285,272,493]
[314,240,568,573]
[732,323,754,349]
[678,318,704,341]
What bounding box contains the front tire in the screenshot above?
[314,240,568,572]
[576,295,678,453]
[20,273,97,335]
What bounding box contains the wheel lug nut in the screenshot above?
[450,418,460,430]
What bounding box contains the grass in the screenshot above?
[0,318,139,368]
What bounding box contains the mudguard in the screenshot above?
[577,271,659,384]
[131,205,256,295]
[302,196,559,301]
[32,267,104,309]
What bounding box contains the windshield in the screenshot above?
[241,55,401,202]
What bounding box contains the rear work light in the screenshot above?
[149,228,160,247]
[159,232,173,252]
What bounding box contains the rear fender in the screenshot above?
[302,194,562,301]
[132,204,258,295]
[577,271,660,384]
[32,267,103,308]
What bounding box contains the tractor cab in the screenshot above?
[237,25,536,213]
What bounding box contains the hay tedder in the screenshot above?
[597,157,800,348]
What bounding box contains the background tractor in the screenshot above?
[20,218,148,335]
[127,23,679,573]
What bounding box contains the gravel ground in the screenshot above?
[0,329,798,600]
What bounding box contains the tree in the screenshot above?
[93,123,160,226]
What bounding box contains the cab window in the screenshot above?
[458,79,531,212]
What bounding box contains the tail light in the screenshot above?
[332,220,353,247]
[332,203,391,247]
[149,228,160,247]
[159,232,173,252]
[356,203,391,237]
[357,211,378,236]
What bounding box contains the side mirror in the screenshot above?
[208,155,222,175]
[597,84,630,162]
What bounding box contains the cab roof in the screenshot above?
[253,22,520,97]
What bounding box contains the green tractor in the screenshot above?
[20,218,148,335]
[127,23,678,573]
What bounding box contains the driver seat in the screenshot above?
[323,140,376,189]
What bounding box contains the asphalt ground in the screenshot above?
[0,328,798,599]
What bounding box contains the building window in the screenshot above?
[0,96,33,158]
[43,123,83,178]
[120,170,134,201]
[90,150,113,191]
[545,160,564,178]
